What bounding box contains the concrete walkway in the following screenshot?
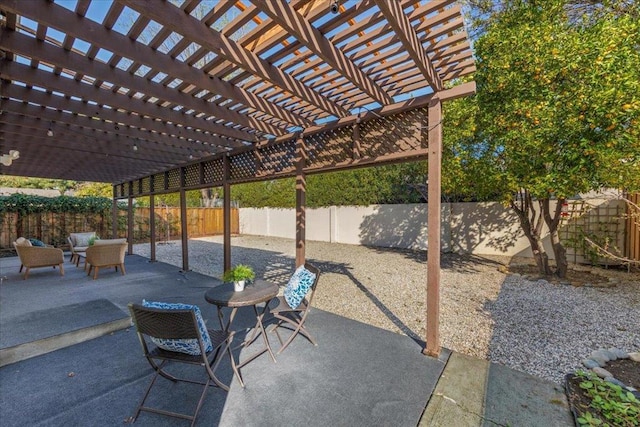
[0,252,574,426]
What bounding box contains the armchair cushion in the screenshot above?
[28,238,46,247]
[71,232,95,247]
[141,300,213,355]
[15,237,32,247]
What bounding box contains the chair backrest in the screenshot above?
[93,238,127,245]
[302,262,321,306]
[86,242,127,264]
[69,232,96,248]
[129,303,201,341]
[14,237,32,247]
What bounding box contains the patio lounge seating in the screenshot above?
[67,232,96,266]
[85,241,127,279]
[128,303,231,426]
[268,263,321,354]
[12,237,65,280]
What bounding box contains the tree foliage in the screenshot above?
[0,176,78,194]
[472,0,640,276]
[74,182,113,198]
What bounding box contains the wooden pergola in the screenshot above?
[0,0,475,356]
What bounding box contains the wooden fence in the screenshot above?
[627,193,640,263]
[0,207,238,250]
[134,207,238,243]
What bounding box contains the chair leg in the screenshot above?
[59,263,65,276]
[273,313,316,354]
[23,267,30,280]
[93,266,99,280]
[120,263,126,275]
[19,264,23,273]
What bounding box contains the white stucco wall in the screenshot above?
[238,199,625,259]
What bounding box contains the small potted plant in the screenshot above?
[222,264,255,292]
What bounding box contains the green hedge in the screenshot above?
[0,194,113,215]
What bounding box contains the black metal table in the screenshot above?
[204,280,278,387]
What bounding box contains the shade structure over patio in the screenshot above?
[0,0,476,355]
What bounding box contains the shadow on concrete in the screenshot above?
[0,254,444,427]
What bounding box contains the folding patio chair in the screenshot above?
[128,303,236,426]
[268,263,321,354]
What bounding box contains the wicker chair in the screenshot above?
[67,232,96,266]
[12,238,65,280]
[128,303,232,425]
[85,241,127,279]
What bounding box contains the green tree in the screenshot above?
[474,0,640,277]
[0,176,78,194]
[74,182,112,198]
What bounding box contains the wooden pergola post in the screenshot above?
[127,183,134,255]
[223,154,231,273]
[111,186,118,238]
[424,96,442,357]
[149,192,156,262]
[295,135,307,267]
[179,167,189,272]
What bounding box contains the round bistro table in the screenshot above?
[204,280,278,387]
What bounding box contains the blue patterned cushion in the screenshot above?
[28,238,46,247]
[284,266,317,309]
[141,300,212,355]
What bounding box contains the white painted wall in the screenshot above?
[239,199,624,259]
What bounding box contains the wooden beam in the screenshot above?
[0,61,248,147]
[0,98,211,158]
[295,135,307,267]
[179,168,189,272]
[249,0,393,106]
[0,0,308,129]
[373,0,444,91]
[0,30,280,139]
[1,86,225,152]
[118,0,349,118]
[267,81,476,144]
[128,193,134,255]
[223,154,231,273]
[0,104,195,161]
[111,194,118,238]
[149,193,157,262]
[424,96,442,357]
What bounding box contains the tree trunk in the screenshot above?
[201,188,213,207]
[542,198,569,278]
[510,190,552,276]
[529,234,551,276]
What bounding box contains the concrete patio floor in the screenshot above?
[0,250,573,426]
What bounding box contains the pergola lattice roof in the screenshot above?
[0,0,474,184]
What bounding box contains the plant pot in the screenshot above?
[234,280,245,292]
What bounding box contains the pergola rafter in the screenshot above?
[0,0,477,356]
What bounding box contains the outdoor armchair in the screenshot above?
[85,241,127,279]
[128,303,232,426]
[267,263,321,354]
[13,238,65,280]
[67,232,96,266]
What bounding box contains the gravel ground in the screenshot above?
[133,235,640,385]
